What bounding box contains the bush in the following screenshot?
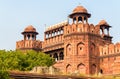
[0,70,9,79]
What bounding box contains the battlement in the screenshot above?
[99,42,120,56]
[16,40,42,51]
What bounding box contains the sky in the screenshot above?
[0,0,120,50]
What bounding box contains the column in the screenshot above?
[82,16,84,23]
[30,34,32,40]
[102,27,105,36]
[34,34,36,40]
[27,34,29,40]
[76,16,79,24]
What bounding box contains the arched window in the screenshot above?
[59,52,64,60]
[66,44,72,56]
[78,16,82,23]
[52,32,54,37]
[27,34,30,40]
[46,34,48,38]
[53,53,58,61]
[77,42,85,55]
[91,43,96,56]
[58,30,60,35]
[32,35,34,40]
[66,64,72,74]
[91,64,97,74]
[73,17,76,24]
[55,31,57,36]
[104,29,107,35]
[61,29,63,34]
[77,63,86,74]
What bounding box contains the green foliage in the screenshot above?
[0,70,9,79]
[0,50,54,78]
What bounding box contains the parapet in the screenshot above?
[45,20,68,32]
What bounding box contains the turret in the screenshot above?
[98,20,112,43]
[22,25,38,40]
[69,5,91,24]
[16,25,42,51]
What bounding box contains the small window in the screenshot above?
[69,48,71,51]
[80,47,82,50]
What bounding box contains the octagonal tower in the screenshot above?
[16,25,42,51]
[63,5,102,75]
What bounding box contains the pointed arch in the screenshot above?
[66,44,72,56]
[77,42,85,55]
[77,42,85,45]
[90,42,96,55]
[59,52,64,60]
[77,63,86,74]
[91,64,97,74]
[66,64,72,74]
[53,53,58,61]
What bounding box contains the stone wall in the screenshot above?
[99,43,120,74]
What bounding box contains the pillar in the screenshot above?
[102,27,105,35]
[76,16,79,24]
[82,16,84,23]
[29,34,31,40]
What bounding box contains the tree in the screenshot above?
[0,50,55,78]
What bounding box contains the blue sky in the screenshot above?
[0,0,120,50]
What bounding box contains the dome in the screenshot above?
[73,6,88,13]
[22,25,38,35]
[24,25,36,32]
[98,20,109,26]
[69,5,91,18]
